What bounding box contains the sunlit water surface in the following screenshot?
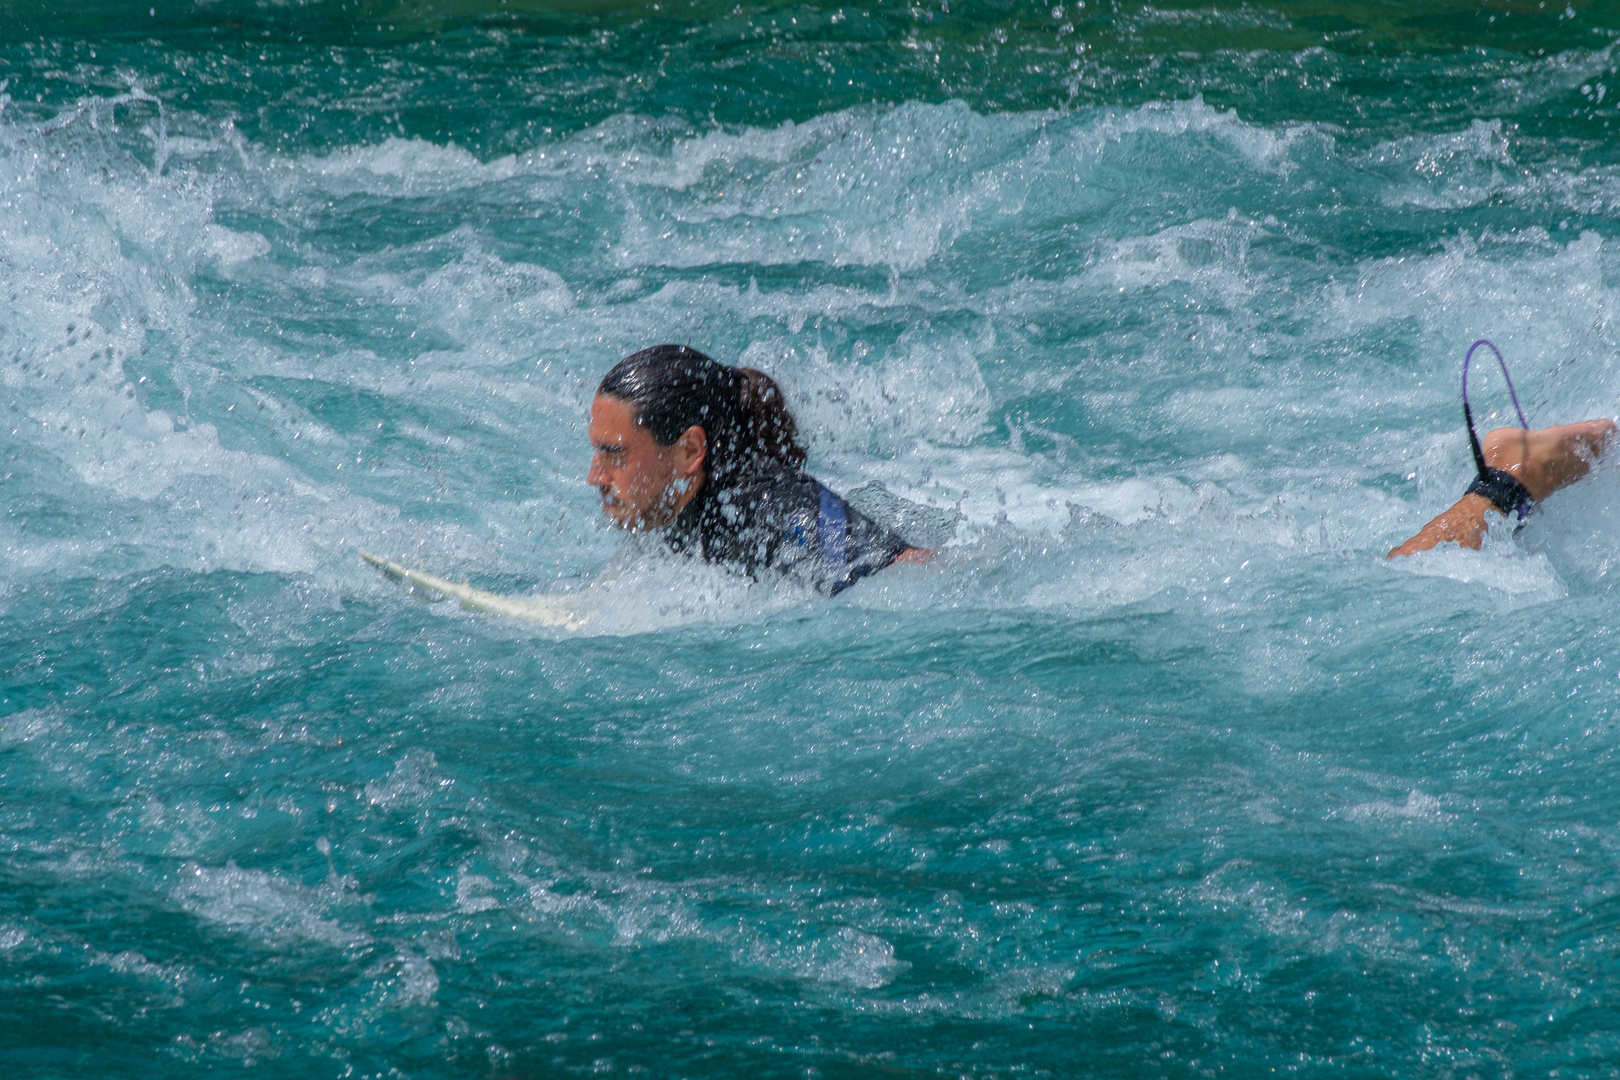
[8,2,1620,1077]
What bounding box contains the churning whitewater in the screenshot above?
[8,4,1620,1077]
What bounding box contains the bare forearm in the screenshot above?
[1386,494,1493,558]
[1387,419,1615,559]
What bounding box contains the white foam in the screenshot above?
[365,750,450,809]
[455,872,501,914]
[798,927,908,990]
[171,860,373,949]
[1071,96,1325,178]
[1087,212,1263,300]
[8,88,1620,630]
[278,136,519,199]
[1343,790,1454,823]
[1390,540,1569,601]
[200,223,270,268]
[386,955,441,1008]
[0,708,60,747]
[1366,119,1522,211]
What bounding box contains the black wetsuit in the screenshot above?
[664,466,911,595]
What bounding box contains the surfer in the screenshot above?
[588,344,928,593]
[359,344,924,625]
[1386,419,1615,558]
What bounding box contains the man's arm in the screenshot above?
[1387,419,1616,558]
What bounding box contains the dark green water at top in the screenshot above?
[7,1,1620,151]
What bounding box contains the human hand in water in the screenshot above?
[1387,419,1616,558]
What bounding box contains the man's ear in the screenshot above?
[673,424,707,477]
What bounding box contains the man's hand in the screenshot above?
[1387,419,1616,558]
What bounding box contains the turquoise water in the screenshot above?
[9,1,1620,1075]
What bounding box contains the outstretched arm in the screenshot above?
[1387,419,1616,558]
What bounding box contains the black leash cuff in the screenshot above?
[1465,467,1534,519]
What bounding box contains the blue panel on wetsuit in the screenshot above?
[666,465,911,595]
[817,484,850,592]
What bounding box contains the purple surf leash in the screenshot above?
[1461,338,1529,480]
[1460,338,1535,522]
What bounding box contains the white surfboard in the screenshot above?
[358,549,585,630]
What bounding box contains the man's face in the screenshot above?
[586,393,689,529]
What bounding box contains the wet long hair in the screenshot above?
[597,344,806,480]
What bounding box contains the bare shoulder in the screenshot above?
[1482,418,1615,502]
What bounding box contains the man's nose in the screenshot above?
[586,455,606,486]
